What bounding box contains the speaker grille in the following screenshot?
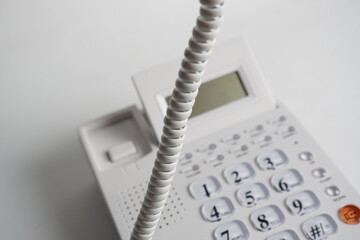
[116,182,186,233]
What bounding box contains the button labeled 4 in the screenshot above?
[201,197,235,222]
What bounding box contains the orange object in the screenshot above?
[339,205,360,225]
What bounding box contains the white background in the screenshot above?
[0,0,359,239]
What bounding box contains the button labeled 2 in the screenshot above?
[214,220,249,240]
[223,162,255,185]
[256,149,288,171]
[189,176,221,200]
[201,197,235,222]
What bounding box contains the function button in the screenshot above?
[312,168,327,178]
[299,151,313,161]
[278,126,296,137]
[205,154,225,164]
[180,152,193,161]
[179,164,200,176]
[214,220,249,240]
[285,190,320,216]
[201,197,235,222]
[266,230,300,240]
[197,143,217,153]
[271,169,304,193]
[223,162,255,185]
[325,186,341,197]
[338,205,360,225]
[236,183,270,208]
[250,205,285,232]
[302,214,338,240]
[221,134,241,144]
[253,135,272,146]
[189,176,221,200]
[248,124,265,137]
[271,115,287,125]
[256,149,288,171]
[230,144,249,155]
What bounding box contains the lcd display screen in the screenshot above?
[166,71,248,118]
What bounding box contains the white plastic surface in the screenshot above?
[2,2,360,240]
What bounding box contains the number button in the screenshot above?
[302,214,338,240]
[250,205,285,232]
[285,190,320,216]
[271,169,304,193]
[236,183,270,208]
[256,149,288,171]
[214,220,249,240]
[223,162,255,185]
[266,230,300,240]
[189,176,221,200]
[201,197,235,222]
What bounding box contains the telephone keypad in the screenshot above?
[223,162,255,185]
[184,114,341,240]
[256,149,288,171]
[285,190,320,216]
[214,220,249,240]
[236,183,270,208]
[270,169,304,193]
[302,214,338,240]
[189,176,221,200]
[250,205,285,232]
[266,230,300,240]
[201,197,235,222]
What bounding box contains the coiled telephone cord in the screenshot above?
[131,1,225,239]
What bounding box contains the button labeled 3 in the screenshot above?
[256,149,288,171]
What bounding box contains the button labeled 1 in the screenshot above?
[256,149,288,171]
[189,176,221,200]
[286,190,320,216]
[201,197,235,222]
[223,162,255,185]
[271,169,304,193]
[302,214,338,240]
[236,183,270,208]
[214,220,249,240]
[250,205,285,232]
[266,230,300,240]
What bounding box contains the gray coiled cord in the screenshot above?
[131,1,225,239]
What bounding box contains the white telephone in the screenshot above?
[79,36,360,239]
[79,1,360,239]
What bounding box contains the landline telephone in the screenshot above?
[79,1,360,240]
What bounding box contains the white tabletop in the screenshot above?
[1,0,359,239]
